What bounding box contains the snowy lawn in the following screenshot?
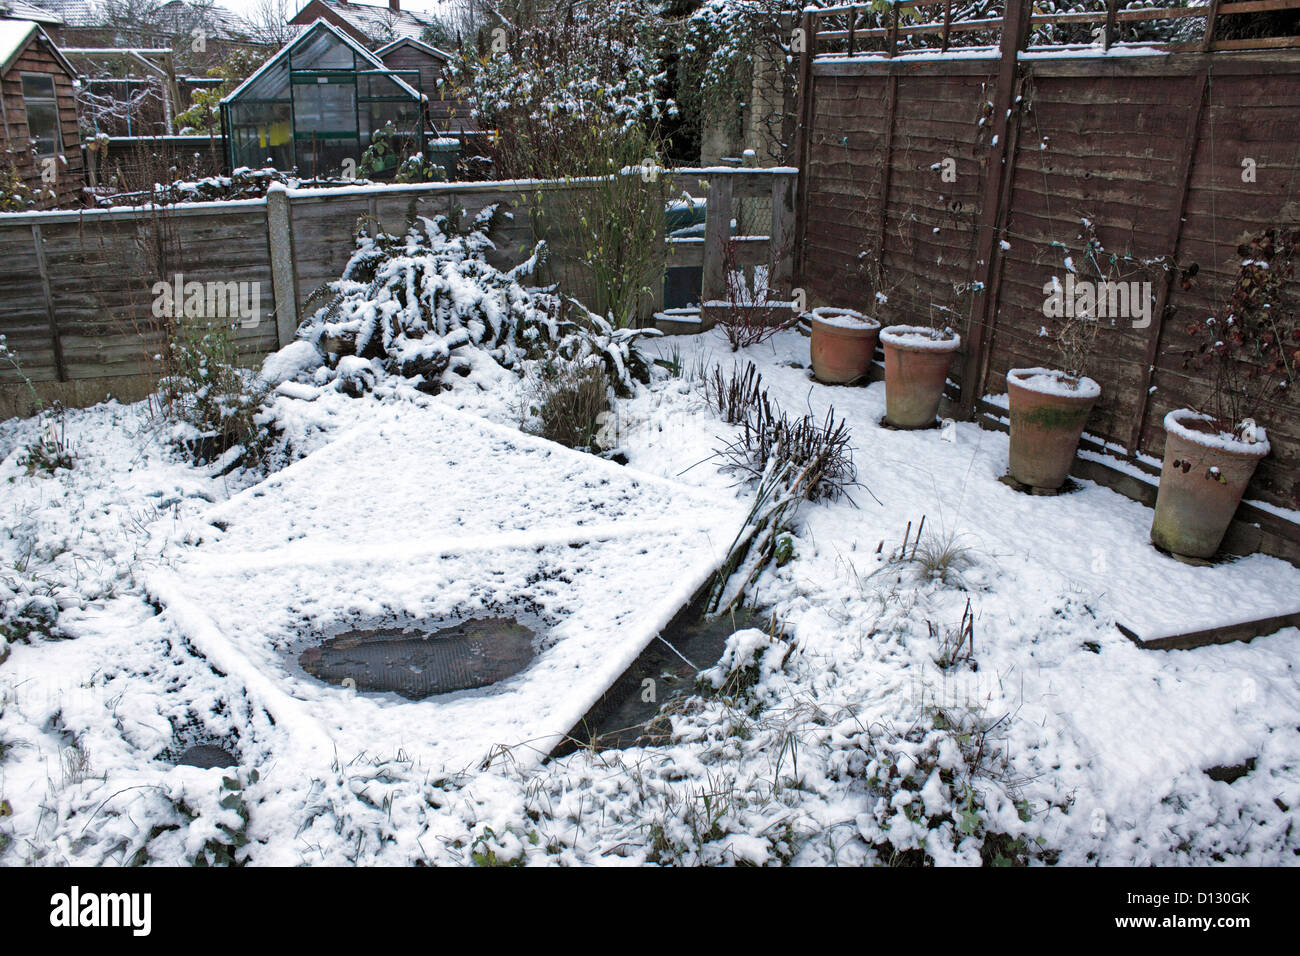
[1,327,1298,865]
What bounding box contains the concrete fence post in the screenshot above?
[265,183,299,349]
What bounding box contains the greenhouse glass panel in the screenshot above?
[223,23,423,176]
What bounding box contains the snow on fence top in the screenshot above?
[803,0,1300,60]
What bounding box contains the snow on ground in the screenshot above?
[1,328,1298,865]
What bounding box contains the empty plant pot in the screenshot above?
[880,326,961,429]
[1151,409,1270,560]
[1006,367,1100,491]
[809,307,881,384]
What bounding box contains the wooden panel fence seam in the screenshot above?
[1127,68,1212,455]
[877,73,899,284]
[975,68,1028,407]
[959,0,1031,418]
[30,223,67,382]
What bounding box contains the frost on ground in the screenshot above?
[1,327,1298,866]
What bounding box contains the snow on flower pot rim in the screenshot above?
[878,324,962,352]
[1161,408,1271,458]
[1150,408,1270,560]
[881,327,960,429]
[808,306,881,331]
[809,308,881,384]
[1006,367,1100,491]
[1006,366,1101,401]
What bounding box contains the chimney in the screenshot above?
[389,0,399,9]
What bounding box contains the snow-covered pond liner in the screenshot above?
[148,402,750,774]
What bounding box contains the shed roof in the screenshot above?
[0,18,76,77]
[374,35,451,61]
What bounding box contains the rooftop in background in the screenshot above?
[10,0,265,40]
[0,0,64,25]
[290,0,465,47]
[18,0,94,27]
[155,0,261,43]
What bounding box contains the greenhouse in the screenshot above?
[220,19,425,176]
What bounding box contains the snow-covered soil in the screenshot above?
[2,328,1298,866]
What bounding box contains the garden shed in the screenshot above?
[374,35,469,132]
[0,18,82,208]
[220,18,424,176]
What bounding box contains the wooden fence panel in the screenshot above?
[800,50,1300,513]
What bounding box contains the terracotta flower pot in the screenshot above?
[1150,409,1270,559]
[880,326,961,429]
[809,307,881,384]
[1006,367,1100,491]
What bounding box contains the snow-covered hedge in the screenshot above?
[277,205,660,398]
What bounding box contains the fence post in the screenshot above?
[770,172,797,297]
[1201,0,1224,51]
[958,0,1032,419]
[265,184,299,350]
[702,173,733,321]
[792,9,816,285]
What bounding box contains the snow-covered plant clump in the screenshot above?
[283,205,660,399]
[93,167,374,208]
[448,1,670,178]
[158,323,272,471]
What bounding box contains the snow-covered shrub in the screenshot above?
[294,204,660,398]
[0,145,37,212]
[449,1,670,179]
[842,707,1049,866]
[447,4,671,327]
[158,323,271,470]
[700,627,790,700]
[15,404,74,477]
[358,122,446,183]
[0,574,62,645]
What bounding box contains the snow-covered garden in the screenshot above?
[2,198,1299,867]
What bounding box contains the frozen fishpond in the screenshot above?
[147,402,751,775]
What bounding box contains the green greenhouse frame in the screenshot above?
[220,19,425,177]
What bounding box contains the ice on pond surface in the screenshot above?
[299,617,537,699]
